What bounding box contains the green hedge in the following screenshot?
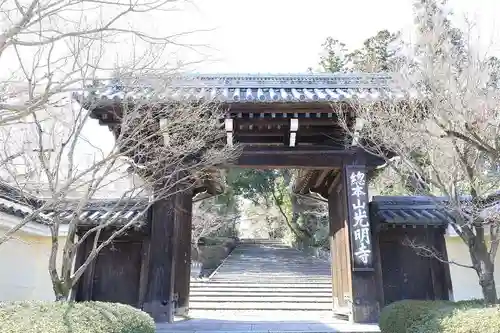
[379,300,451,333]
[380,299,500,333]
[0,301,155,333]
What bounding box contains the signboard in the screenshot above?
[345,165,374,271]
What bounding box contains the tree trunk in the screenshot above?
[479,269,497,304]
[52,278,70,301]
[476,254,497,304]
[469,238,498,304]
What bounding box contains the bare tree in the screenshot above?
[343,0,500,303]
[0,84,238,300]
[0,0,205,127]
[191,200,238,249]
[0,0,232,300]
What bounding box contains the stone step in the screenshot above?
[215,266,330,269]
[219,261,328,264]
[214,270,332,274]
[214,270,330,272]
[220,260,329,264]
[192,279,331,283]
[217,261,326,264]
[214,271,331,275]
[212,275,332,278]
[216,268,330,271]
[214,274,330,277]
[191,278,330,282]
[216,268,329,271]
[217,262,330,265]
[208,265,327,268]
[190,282,332,288]
[193,279,331,284]
[187,309,337,317]
[237,239,283,241]
[210,276,330,279]
[189,301,333,310]
[237,243,285,245]
[216,271,332,274]
[221,255,325,258]
[214,268,332,272]
[190,295,332,302]
[190,290,332,296]
[203,279,332,282]
[189,287,332,293]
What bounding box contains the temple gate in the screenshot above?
[71,73,453,324]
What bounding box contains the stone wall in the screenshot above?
[191,237,238,277]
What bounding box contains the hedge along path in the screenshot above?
[0,301,155,333]
[379,299,500,333]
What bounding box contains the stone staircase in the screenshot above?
[189,239,334,318]
[156,239,380,332]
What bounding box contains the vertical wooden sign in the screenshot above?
[344,165,374,271]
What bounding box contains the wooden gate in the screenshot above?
[91,241,143,306]
[379,232,434,304]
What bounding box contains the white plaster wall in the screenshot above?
[0,223,66,302]
[2,212,500,303]
[446,236,500,301]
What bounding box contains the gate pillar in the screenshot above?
[174,190,194,316]
[329,164,383,323]
[142,186,178,323]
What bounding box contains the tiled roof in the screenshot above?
[370,196,453,226]
[42,200,148,225]
[0,195,148,226]
[75,73,416,104]
[0,184,52,222]
[0,197,38,219]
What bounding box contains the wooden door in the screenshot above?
[91,241,142,306]
[380,235,434,305]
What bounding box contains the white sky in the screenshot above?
[4,0,499,194]
[163,0,500,73]
[81,0,500,159]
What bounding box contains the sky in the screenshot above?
[156,0,500,73]
[79,0,500,161]
[2,0,499,199]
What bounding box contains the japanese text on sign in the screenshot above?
[349,170,373,268]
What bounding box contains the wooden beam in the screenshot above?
[234,137,347,148]
[233,148,355,169]
[234,136,286,145]
[292,169,316,194]
[235,118,340,126]
[235,130,345,137]
[327,171,342,194]
[314,169,332,188]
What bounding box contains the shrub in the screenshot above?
[380,299,500,333]
[0,301,155,333]
[453,298,485,308]
[379,299,451,333]
[420,304,500,333]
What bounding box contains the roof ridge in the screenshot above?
[0,182,41,208]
